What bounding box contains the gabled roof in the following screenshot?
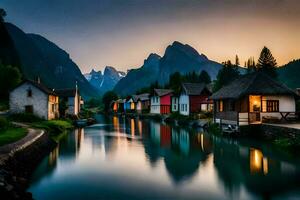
[153,89,173,97]
[131,95,139,102]
[136,93,150,101]
[181,83,211,96]
[55,88,78,97]
[13,79,57,95]
[211,72,298,100]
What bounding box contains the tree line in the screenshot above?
[100,46,278,112]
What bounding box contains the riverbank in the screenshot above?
[112,112,211,128]
[0,119,74,199]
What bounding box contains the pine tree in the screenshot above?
[235,55,240,66]
[213,60,240,92]
[198,70,211,84]
[246,57,256,74]
[257,46,277,78]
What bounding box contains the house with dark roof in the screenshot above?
[55,86,83,116]
[9,79,59,120]
[179,83,212,116]
[136,93,150,113]
[111,99,125,113]
[211,72,298,129]
[150,89,173,114]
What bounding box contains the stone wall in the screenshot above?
[0,132,56,199]
[240,124,300,140]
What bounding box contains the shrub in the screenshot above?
[0,100,8,111]
[207,123,222,136]
[9,113,43,123]
[32,120,73,135]
[0,117,10,130]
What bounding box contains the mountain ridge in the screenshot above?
[114,41,222,96]
[5,22,99,98]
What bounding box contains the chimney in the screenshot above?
[36,76,41,84]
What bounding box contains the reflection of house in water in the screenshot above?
[145,121,211,183]
[249,148,268,175]
[212,136,300,198]
[150,122,161,145]
[160,124,171,148]
[112,116,120,132]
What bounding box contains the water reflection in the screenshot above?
[28,115,300,200]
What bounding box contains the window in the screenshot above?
[27,88,32,97]
[266,100,279,112]
[51,104,55,112]
[25,105,33,113]
[219,100,223,112]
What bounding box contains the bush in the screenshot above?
[0,117,10,130]
[0,100,8,111]
[9,113,43,123]
[32,120,73,135]
[151,114,163,122]
[207,123,222,136]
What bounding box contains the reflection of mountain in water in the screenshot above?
[30,129,84,185]
[143,121,212,183]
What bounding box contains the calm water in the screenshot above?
[28,115,300,200]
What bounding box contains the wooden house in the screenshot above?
[136,93,150,113]
[171,96,179,112]
[9,80,59,120]
[55,87,82,116]
[179,83,212,116]
[124,96,132,112]
[211,72,298,129]
[150,89,173,114]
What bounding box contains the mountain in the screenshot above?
[158,41,221,83]
[84,66,126,93]
[278,59,300,89]
[0,19,20,66]
[5,23,99,98]
[114,53,161,95]
[114,41,222,96]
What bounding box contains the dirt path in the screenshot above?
[0,123,45,166]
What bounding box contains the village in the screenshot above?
[2,1,300,199]
[110,71,300,134]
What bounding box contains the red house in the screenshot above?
[179,83,212,116]
[150,89,173,114]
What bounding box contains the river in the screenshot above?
[28,115,300,199]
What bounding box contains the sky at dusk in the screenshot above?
[1,0,300,73]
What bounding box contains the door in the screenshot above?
[25,105,33,113]
[249,95,262,123]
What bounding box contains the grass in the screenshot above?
[32,120,73,136]
[0,127,27,146]
[9,113,43,123]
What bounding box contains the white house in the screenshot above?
[55,87,83,116]
[179,83,212,116]
[150,89,173,114]
[9,80,59,120]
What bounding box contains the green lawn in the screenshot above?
[0,127,27,146]
[32,120,73,135]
